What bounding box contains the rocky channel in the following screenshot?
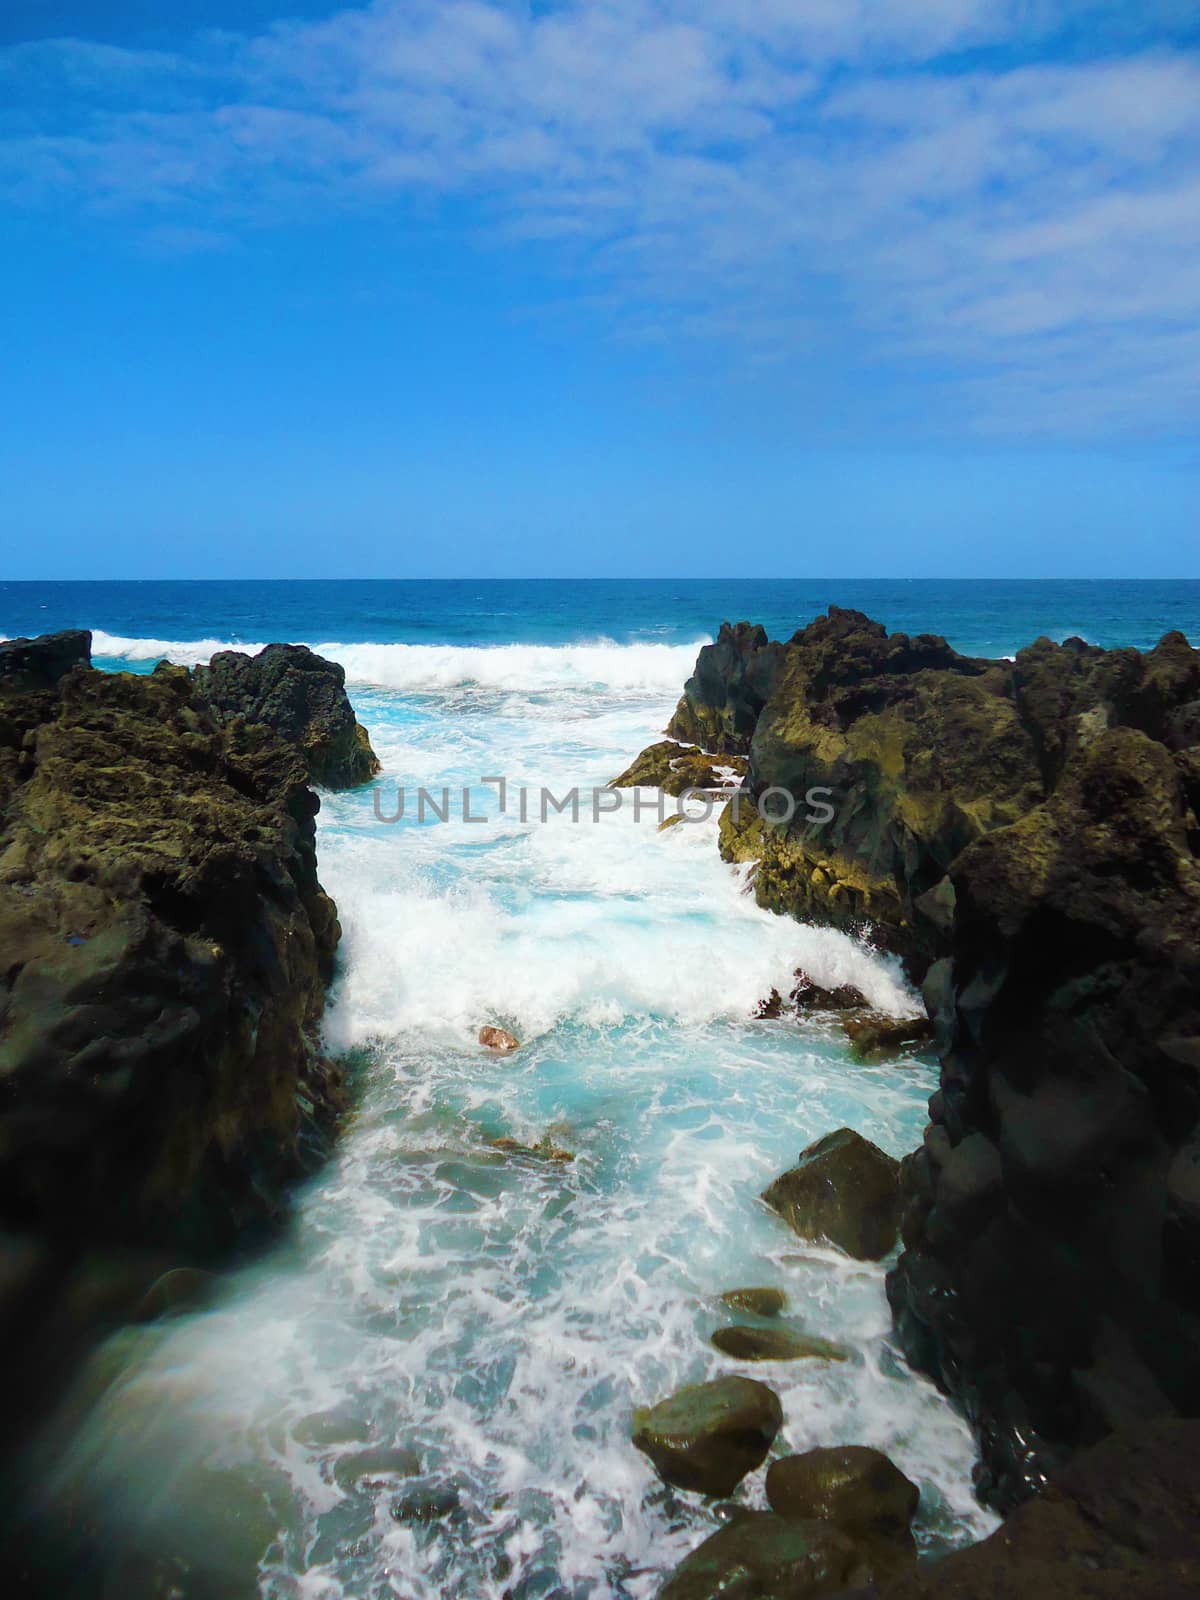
[620,606,1200,1594]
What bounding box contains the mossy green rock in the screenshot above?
[762,1129,901,1260]
[632,1376,783,1497]
[611,740,744,797]
[659,1511,885,1600]
[712,1326,848,1362]
[765,1446,919,1545]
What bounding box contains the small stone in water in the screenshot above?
[479,1025,520,1052]
[720,1287,787,1317]
[711,1325,849,1362]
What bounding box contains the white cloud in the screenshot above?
[1,0,1196,438]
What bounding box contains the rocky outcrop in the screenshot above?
[632,1375,783,1496]
[610,740,743,796]
[651,609,1200,1514]
[192,642,380,789]
[0,630,92,692]
[766,1446,918,1553]
[0,640,345,1453]
[762,1129,902,1261]
[668,622,784,755]
[660,1513,894,1600]
[854,1419,1200,1599]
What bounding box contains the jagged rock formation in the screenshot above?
[650,608,1200,1512]
[0,633,352,1454]
[667,622,784,754]
[193,642,380,789]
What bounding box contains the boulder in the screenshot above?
[333,1446,421,1488]
[479,1025,520,1053]
[791,971,869,1012]
[192,642,379,789]
[0,630,91,691]
[720,1287,788,1317]
[762,1130,901,1260]
[632,1376,783,1497]
[765,1447,918,1547]
[712,1326,848,1362]
[668,622,786,755]
[659,1512,894,1600]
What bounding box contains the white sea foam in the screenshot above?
[90,630,706,695]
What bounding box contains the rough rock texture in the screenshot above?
[0,630,92,692]
[660,1512,891,1600]
[668,622,785,755]
[0,643,344,1454]
[631,1375,783,1497]
[714,607,1039,971]
[762,1129,902,1261]
[656,610,1200,1509]
[765,1447,918,1548]
[610,739,742,796]
[720,1286,788,1317]
[192,642,380,789]
[851,1420,1200,1599]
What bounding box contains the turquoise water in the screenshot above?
[7,581,1194,1597]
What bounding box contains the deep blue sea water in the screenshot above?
[2,577,1196,659]
[8,581,1194,1599]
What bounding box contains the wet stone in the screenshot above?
[720,1286,788,1318]
[711,1325,849,1363]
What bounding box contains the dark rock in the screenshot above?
[890,722,1200,1507]
[712,1326,848,1362]
[765,1446,918,1548]
[791,971,870,1012]
[390,1485,462,1524]
[0,648,344,1478]
[720,1287,788,1317]
[631,1376,783,1497]
[293,1410,372,1446]
[668,622,785,755]
[853,1419,1200,1599]
[489,1135,574,1163]
[762,1130,901,1261]
[0,630,91,692]
[132,1267,217,1322]
[659,1511,895,1600]
[842,1012,934,1063]
[192,642,379,789]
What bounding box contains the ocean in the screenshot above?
[4,579,1196,1599]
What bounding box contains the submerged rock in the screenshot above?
[632,1376,783,1497]
[193,641,380,789]
[334,1446,421,1488]
[610,739,727,796]
[390,1485,463,1524]
[765,1446,919,1547]
[791,971,869,1012]
[711,1326,848,1363]
[720,1287,788,1317]
[479,1025,520,1053]
[762,1129,901,1260]
[489,1135,574,1163]
[659,1511,884,1600]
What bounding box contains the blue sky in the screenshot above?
[1,0,1197,578]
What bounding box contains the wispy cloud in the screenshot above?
[2,1,1197,437]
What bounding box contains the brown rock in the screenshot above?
[479,1026,520,1053]
[720,1287,788,1317]
[632,1376,783,1497]
[762,1128,901,1260]
[765,1446,919,1545]
[659,1511,890,1600]
[842,1011,934,1062]
[712,1326,848,1362]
